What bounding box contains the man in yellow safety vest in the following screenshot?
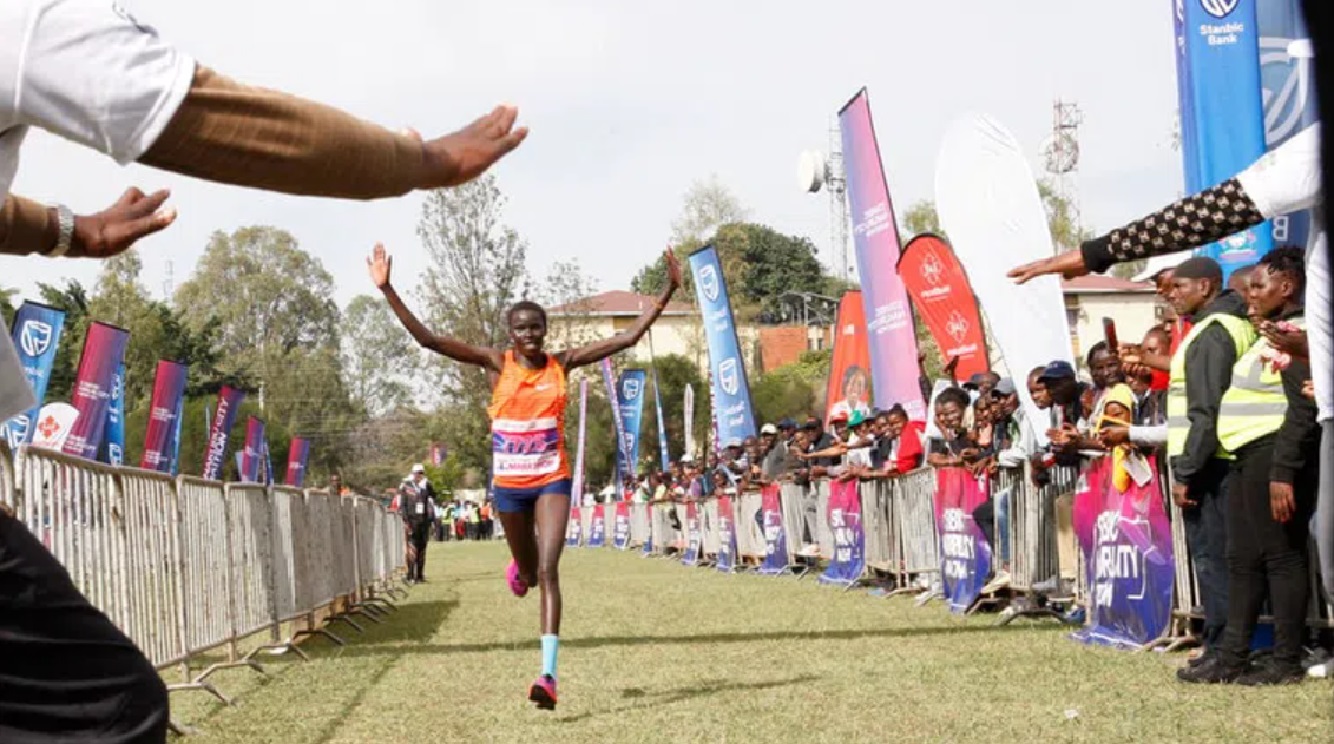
[1164,256,1256,669]
[1180,247,1318,686]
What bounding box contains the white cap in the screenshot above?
[411,463,425,473]
[1132,253,1190,283]
[760,423,778,435]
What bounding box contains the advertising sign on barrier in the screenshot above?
[934,468,994,613]
[588,503,607,548]
[819,480,865,586]
[642,505,654,555]
[612,501,631,550]
[566,506,582,547]
[717,494,737,573]
[758,484,789,575]
[682,501,702,567]
[1071,454,1175,649]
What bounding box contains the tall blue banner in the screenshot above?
[600,357,629,490]
[651,366,670,471]
[98,363,126,465]
[63,322,130,460]
[2,302,66,448]
[688,245,757,447]
[616,369,647,481]
[1174,0,1272,278]
[1256,0,1316,250]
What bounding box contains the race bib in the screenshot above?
[492,417,561,477]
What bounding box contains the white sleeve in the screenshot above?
[10,0,195,164]
[1129,424,1169,447]
[1235,124,1322,219]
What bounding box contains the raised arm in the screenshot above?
[558,248,682,370]
[368,244,502,372]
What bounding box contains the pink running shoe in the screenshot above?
[528,674,557,710]
[506,560,529,598]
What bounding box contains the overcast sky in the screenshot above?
[4,0,1182,313]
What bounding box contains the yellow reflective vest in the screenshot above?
[1166,313,1256,458]
[1216,316,1303,453]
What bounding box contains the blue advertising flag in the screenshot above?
[1174,0,1272,278]
[600,357,629,489]
[616,369,647,479]
[2,302,66,448]
[98,363,126,465]
[1256,0,1317,249]
[168,396,184,476]
[688,245,757,447]
[651,365,670,472]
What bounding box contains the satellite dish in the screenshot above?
[798,150,827,193]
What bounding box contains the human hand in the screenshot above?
[1269,482,1296,524]
[1301,380,1314,400]
[367,243,392,289]
[70,188,177,258]
[1098,426,1131,447]
[1007,250,1088,284]
[1171,483,1196,509]
[1260,321,1308,359]
[663,248,683,293]
[416,105,529,188]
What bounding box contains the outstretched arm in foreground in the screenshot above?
[558,248,682,370]
[368,244,502,373]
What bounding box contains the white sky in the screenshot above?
[3,0,1183,312]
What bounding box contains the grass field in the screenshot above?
[168,541,1333,743]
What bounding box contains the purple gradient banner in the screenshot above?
[240,416,265,482]
[1071,455,1176,649]
[588,503,607,548]
[758,484,789,575]
[819,479,865,586]
[934,468,994,613]
[202,385,244,480]
[838,88,925,420]
[62,322,130,460]
[284,437,310,487]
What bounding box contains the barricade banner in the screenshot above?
[588,503,607,548]
[825,291,873,424]
[819,479,865,586]
[613,501,631,550]
[899,234,989,380]
[141,360,187,473]
[63,321,130,460]
[641,504,654,555]
[1071,455,1175,649]
[3,302,65,448]
[837,88,925,420]
[934,468,993,613]
[717,494,737,573]
[566,506,582,547]
[682,501,702,567]
[688,245,758,446]
[759,484,789,575]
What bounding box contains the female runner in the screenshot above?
[368,243,681,709]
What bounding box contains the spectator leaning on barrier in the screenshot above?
[1180,247,1318,686]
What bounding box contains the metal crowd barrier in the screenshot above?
[1,445,407,730]
[735,490,765,562]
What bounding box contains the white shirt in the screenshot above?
[0,0,193,421]
[1235,123,1330,423]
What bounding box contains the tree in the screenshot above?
[902,199,945,239]
[342,295,416,416]
[628,354,706,471]
[751,364,818,426]
[537,258,600,352]
[415,175,529,475]
[631,175,749,295]
[0,286,18,327]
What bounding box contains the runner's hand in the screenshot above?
[1007,250,1088,284]
[368,243,392,289]
[416,105,528,188]
[663,248,683,292]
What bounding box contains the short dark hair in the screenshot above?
[1257,245,1306,295]
[935,387,970,410]
[1028,366,1047,382]
[886,404,907,419]
[1085,341,1111,368]
[506,301,547,326]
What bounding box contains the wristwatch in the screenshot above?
[46,204,74,257]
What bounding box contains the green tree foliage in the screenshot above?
[342,294,416,416]
[628,354,706,472]
[902,199,945,239]
[0,286,18,327]
[751,364,818,426]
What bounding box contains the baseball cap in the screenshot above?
[849,409,866,427]
[760,423,778,435]
[962,373,987,390]
[777,417,798,431]
[1038,361,1077,381]
[829,410,849,424]
[992,378,1016,396]
[411,463,425,473]
[726,439,743,448]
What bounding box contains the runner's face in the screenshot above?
[508,309,546,355]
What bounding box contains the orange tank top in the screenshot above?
[487,351,570,489]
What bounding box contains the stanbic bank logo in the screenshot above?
[20,321,54,357]
[698,265,720,303]
[719,358,740,395]
[1200,0,1238,19]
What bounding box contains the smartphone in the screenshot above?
[1102,317,1119,352]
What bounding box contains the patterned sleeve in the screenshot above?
[1078,178,1265,274]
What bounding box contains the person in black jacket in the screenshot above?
[402,465,438,583]
[1181,248,1318,685]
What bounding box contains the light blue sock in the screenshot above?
[541,634,559,679]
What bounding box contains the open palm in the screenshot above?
[368,243,393,288]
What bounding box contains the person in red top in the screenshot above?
[369,243,681,710]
